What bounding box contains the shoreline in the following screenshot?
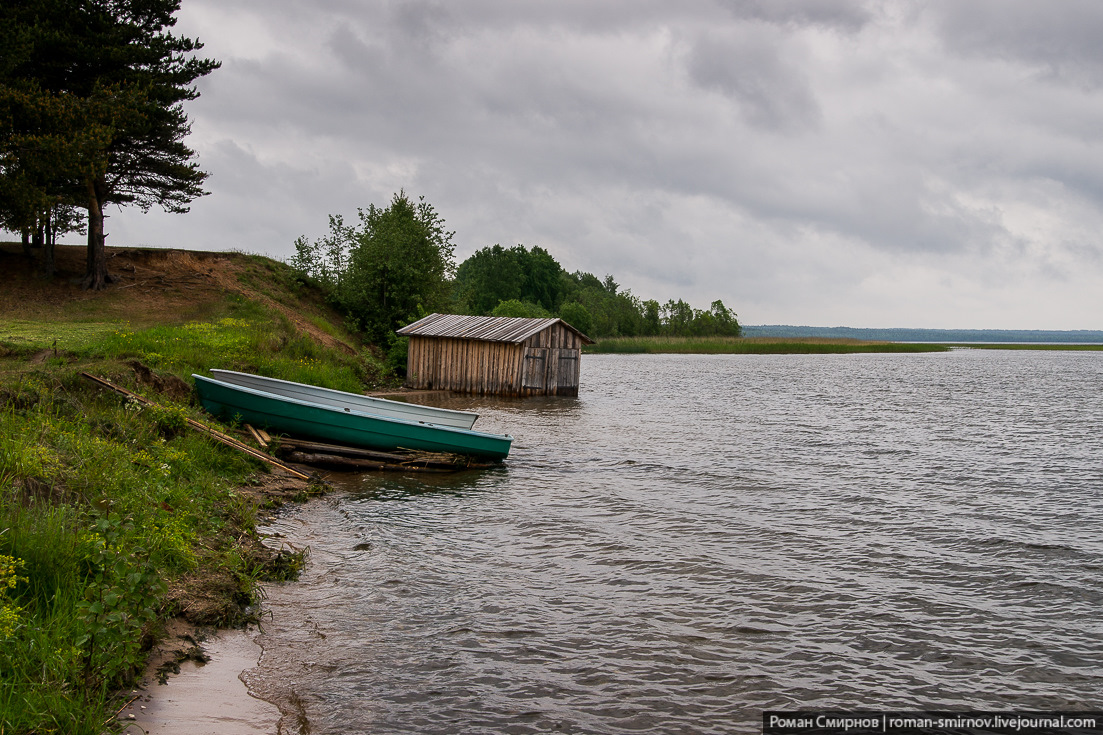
[119,623,280,735]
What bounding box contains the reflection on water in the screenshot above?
[247,351,1103,734]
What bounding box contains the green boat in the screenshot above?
[193,374,512,460]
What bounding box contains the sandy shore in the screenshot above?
[118,625,280,735]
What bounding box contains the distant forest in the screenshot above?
[452,244,740,339]
[743,325,1103,343]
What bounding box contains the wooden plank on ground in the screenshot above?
[80,372,311,481]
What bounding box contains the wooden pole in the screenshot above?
[80,372,311,481]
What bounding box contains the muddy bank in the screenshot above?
[119,625,279,735]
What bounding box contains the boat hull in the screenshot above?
[193,375,512,460]
[208,369,478,429]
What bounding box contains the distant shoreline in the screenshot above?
[586,336,1103,354]
[587,337,950,354]
[742,325,1103,343]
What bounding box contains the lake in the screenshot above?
[244,350,1103,734]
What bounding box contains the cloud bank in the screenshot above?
[98,0,1103,328]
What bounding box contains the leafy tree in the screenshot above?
[454,244,525,315]
[454,243,567,315]
[0,0,219,289]
[558,301,593,336]
[340,192,456,343]
[642,299,661,336]
[450,242,743,340]
[657,298,741,337]
[662,299,695,335]
[289,214,353,292]
[520,246,565,312]
[491,299,551,319]
[707,299,742,337]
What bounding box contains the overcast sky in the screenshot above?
[100,0,1103,329]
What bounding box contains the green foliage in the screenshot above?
[0,251,378,731]
[490,299,551,318]
[454,244,525,314]
[558,302,593,335]
[289,214,353,292]
[0,372,269,732]
[0,0,220,288]
[451,245,741,339]
[291,201,743,344]
[386,336,410,377]
[343,192,456,342]
[90,315,374,394]
[74,515,165,693]
[148,404,188,438]
[291,192,456,345]
[658,299,742,337]
[0,551,26,640]
[455,244,566,315]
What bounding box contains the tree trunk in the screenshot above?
[42,207,56,279]
[82,176,111,290]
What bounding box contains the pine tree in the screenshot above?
[0,0,219,288]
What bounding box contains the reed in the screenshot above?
[586,336,950,354]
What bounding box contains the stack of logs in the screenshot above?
[247,429,497,473]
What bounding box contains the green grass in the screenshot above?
[0,279,383,732]
[2,294,389,393]
[587,336,950,354]
[0,373,268,733]
[88,315,376,392]
[1,321,124,352]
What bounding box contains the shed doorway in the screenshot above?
[523,347,581,393]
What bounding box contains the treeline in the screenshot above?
[290,194,741,353]
[453,243,741,339]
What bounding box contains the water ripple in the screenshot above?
[248,351,1103,734]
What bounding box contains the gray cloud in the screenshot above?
[719,0,874,30]
[929,0,1103,86]
[683,27,823,131]
[84,0,1103,328]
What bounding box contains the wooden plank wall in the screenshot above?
[405,323,584,396]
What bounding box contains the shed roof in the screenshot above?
[397,313,594,344]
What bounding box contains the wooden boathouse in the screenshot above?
[397,313,594,397]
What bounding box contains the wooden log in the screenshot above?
[275,437,495,469]
[244,423,267,448]
[284,451,485,473]
[275,438,415,463]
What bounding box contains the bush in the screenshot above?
[491,299,550,318]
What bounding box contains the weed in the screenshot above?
[0,549,27,639]
[74,514,166,692]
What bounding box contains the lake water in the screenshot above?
[245,351,1103,734]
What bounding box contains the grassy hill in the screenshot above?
[1,242,390,733]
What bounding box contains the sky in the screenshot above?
[98,0,1103,329]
